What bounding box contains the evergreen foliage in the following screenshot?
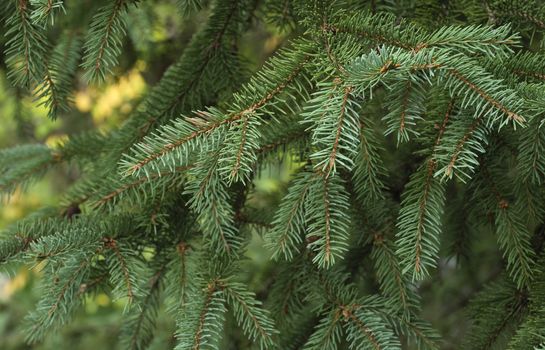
[1,0,545,348]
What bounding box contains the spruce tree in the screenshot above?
[1,0,545,349]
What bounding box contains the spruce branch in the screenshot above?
[0,144,62,198]
[81,0,136,82]
[352,115,388,205]
[382,78,426,144]
[165,242,197,315]
[321,12,423,50]
[103,237,144,303]
[342,303,400,350]
[324,11,518,56]
[110,0,247,160]
[489,0,545,31]
[305,172,351,268]
[265,171,313,261]
[121,264,167,350]
[4,0,48,88]
[372,308,441,350]
[24,236,102,343]
[90,165,191,209]
[465,277,528,349]
[304,80,361,176]
[35,32,82,119]
[303,308,344,350]
[222,281,277,348]
[184,149,242,256]
[175,279,226,350]
[516,109,545,185]
[495,203,536,288]
[121,42,313,178]
[30,0,64,26]
[395,159,446,280]
[476,163,536,288]
[176,0,205,16]
[3,1,545,348]
[371,235,417,314]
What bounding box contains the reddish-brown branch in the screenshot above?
[414,159,437,273]
[399,81,411,134]
[448,69,524,123]
[434,100,454,148]
[341,305,381,350]
[513,69,545,82]
[230,116,250,179]
[327,86,353,175]
[277,181,311,250]
[322,176,332,264]
[92,0,126,74]
[445,118,482,177]
[128,62,307,174]
[128,265,166,349]
[94,165,192,207]
[223,285,271,341]
[192,281,217,350]
[133,0,241,142]
[322,23,415,50]
[104,237,134,301]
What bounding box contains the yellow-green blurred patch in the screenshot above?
[0,268,29,301]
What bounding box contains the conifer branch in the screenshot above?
[0,145,62,197]
[305,80,360,176]
[174,242,192,306]
[478,164,536,288]
[30,0,64,25]
[305,173,351,268]
[4,2,545,348]
[82,0,135,82]
[194,284,217,350]
[185,150,241,255]
[371,235,415,313]
[104,237,137,302]
[35,32,82,119]
[176,0,205,16]
[341,305,382,350]
[92,165,192,208]
[123,49,311,177]
[447,69,524,123]
[321,20,417,50]
[175,279,226,350]
[465,277,528,349]
[116,0,243,153]
[25,239,102,343]
[383,78,425,143]
[327,86,354,174]
[445,118,481,177]
[222,281,277,348]
[122,264,167,350]
[352,116,388,204]
[4,0,48,88]
[396,107,450,279]
[303,308,344,350]
[265,171,313,260]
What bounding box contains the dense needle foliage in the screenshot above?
[1,0,545,349]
